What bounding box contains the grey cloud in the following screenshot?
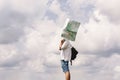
[72,54,120,80]
[0,70,63,80]
[66,0,95,23]
[80,47,120,57]
[0,0,48,44]
[45,10,58,21]
[95,0,120,23]
[0,53,29,68]
[0,8,28,44]
[98,48,120,57]
[0,0,120,80]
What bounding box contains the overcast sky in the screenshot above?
[0,0,120,80]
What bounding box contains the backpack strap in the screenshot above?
[70,60,72,66]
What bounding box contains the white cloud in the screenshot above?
[0,0,120,80]
[95,0,120,22]
[69,53,120,80]
[0,44,17,64]
[66,0,95,23]
[48,0,68,24]
[75,10,120,56]
[0,0,5,10]
[9,0,47,15]
[114,66,120,72]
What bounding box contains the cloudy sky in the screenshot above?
[0,0,120,80]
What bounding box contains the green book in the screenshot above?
[61,19,80,41]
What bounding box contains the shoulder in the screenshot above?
[65,40,71,45]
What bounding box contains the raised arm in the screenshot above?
[61,40,69,50]
[59,39,64,50]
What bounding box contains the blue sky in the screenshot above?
[0,0,120,80]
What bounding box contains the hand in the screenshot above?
[59,47,61,50]
[59,39,65,50]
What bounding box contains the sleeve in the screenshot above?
[61,41,69,50]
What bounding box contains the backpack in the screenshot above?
[70,47,78,65]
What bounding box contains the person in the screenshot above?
[59,38,72,80]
